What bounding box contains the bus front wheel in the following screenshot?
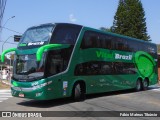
[72,83,85,101]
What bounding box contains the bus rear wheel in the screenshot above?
[135,79,142,92]
[142,79,148,90]
[72,83,85,101]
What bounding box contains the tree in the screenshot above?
[111,0,150,41]
[158,44,160,53]
[100,27,111,32]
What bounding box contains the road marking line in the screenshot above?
[152,89,160,91]
[0,92,11,94]
[0,94,12,96]
[0,98,9,100]
[0,90,12,103]
[150,87,160,91]
[0,90,11,93]
[0,93,11,94]
[0,96,12,98]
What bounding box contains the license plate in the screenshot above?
[19,93,24,97]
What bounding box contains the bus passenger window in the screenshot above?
[46,48,72,76]
[47,55,63,76]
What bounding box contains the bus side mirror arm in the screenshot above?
[1,48,17,62]
[36,44,70,62]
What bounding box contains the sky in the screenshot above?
[0,0,160,54]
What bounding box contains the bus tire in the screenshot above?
[135,79,142,92]
[72,82,85,102]
[142,79,148,90]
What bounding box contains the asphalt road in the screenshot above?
[0,85,160,120]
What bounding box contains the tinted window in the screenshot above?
[114,62,137,74]
[80,31,157,58]
[50,24,82,45]
[46,46,73,76]
[80,31,112,49]
[127,40,137,52]
[74,61,136,76]
[111,37,133,52]
[146,44,157,58]
[114,38,125,51]
[127,40,157,58]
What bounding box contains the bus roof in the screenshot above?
[26,22,156,46]
[28,23,82,30]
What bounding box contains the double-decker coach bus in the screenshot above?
[1,23,158,101]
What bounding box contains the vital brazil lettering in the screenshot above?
[96,50,133,61]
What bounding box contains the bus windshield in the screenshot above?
[19,24,54,44]
[13,54,45,81]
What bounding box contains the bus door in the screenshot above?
[45,50,65,98]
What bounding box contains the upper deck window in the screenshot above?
[50,24,82,45]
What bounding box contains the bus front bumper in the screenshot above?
[11,80,54,100]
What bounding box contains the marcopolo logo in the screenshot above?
[115,53,132,60]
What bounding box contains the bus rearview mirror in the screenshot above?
[14,35,22,42]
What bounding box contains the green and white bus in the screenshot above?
[1,23,158,101]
